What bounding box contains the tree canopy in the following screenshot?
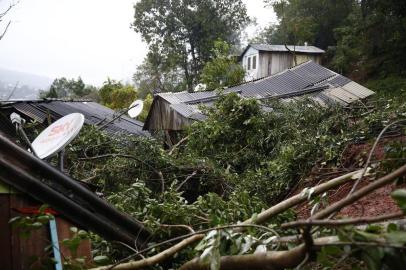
[99,79,137,110]
[200,41,245,91]
[257,0,406,78]
[132,0,250,92]
[40,77,97,100]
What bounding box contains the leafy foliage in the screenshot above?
[21,89,405,268]
[200,40,245,91]
[260,0,406,79]
[132,0,249,91]
[187,93,360,202]
[98,79,137,109]
[40,77,98,100]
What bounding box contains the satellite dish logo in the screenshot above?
[39,120,75,144]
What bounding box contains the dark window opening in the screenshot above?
[252,56,257,69]
[247,57,251,70]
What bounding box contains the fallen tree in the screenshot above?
[90,164,406,270]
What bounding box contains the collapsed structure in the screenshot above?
[144,61,375,136]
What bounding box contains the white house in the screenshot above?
[240,44,325,80]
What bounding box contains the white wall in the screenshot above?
[242,47,259,80]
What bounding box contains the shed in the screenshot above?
[240,44,325,80]
[143,61,374,138]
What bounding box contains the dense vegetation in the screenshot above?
[46,86,403,269]
[132,0,249,92]
[256,0,406,80]
[5,1,406,269]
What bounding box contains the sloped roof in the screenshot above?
[145,61,374,130]
[250,44,325,54]
[239,44,325,60]
[1,100,149,136]
[0,132,151,246]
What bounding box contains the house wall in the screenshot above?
[295,53,322,65]
[270,52,293,75]
[260,52,323,77]
[0,190,92,270]
[242,47,259,81]
[258,52,271,78]
[144,97,193,131]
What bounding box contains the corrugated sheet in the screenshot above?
[323,87,360,104]
[290,61,334,84]
[2,100,148,136]
[145,61,375,129]
[250,44,325,54]
[341,81,375,99]
[13,103,48,123]
[159,91,217,104]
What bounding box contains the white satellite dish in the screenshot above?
[128,100,144,118]
[31,113,85,159]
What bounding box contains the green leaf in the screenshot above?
[94,255,109,265]
[391,189,406,213]
[385,231,406,245]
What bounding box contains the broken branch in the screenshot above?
[239,170,362,227]
[312,164,406,220]
[282,211,404,229]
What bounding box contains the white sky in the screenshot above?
[0,0,276,86]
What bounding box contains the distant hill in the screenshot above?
[0,68,53,100]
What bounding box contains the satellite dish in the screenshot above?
[128,100,144,118]
[31,113,85,159]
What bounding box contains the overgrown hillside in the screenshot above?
[44,88,405,269]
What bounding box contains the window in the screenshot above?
[247,57,251,70]
[252,56,257,69]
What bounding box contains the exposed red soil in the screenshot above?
[296,180,403,219]
[293,136,405,219]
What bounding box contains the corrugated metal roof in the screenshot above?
[1,100,149,136]
[250,44,325,54]
[149,61,374,125]
[13,102,48,123]
[341,81,375,99]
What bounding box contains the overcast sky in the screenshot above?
[0,0,276,86]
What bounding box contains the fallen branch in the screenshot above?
[159,224,195,233]
[169,135,189,156]
[92,234,205,270]
[179,237,338,270]
[239,170,362,227]
[176,170,197,191]
[97,224,278,270]
[79,153,165,192]
[312,164,406,220]
[347,120,406,196]
[282,211,404,229]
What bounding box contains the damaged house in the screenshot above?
[143,61,374,144]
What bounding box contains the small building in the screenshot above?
[143,61,374,145]
[0,100,151,269]
[239,44,325,80]
[0,99,149,137]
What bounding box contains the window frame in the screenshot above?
[247,57,251,70]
